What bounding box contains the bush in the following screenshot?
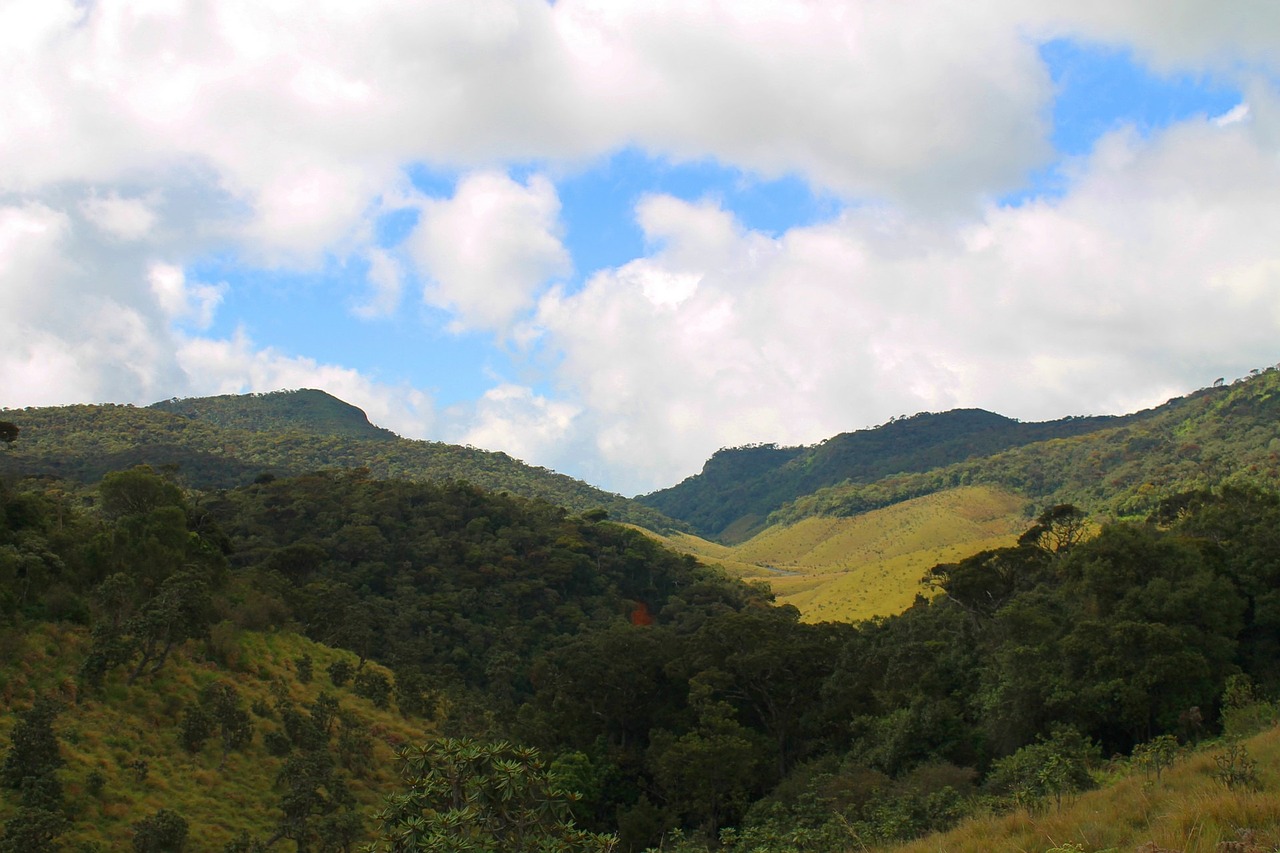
[327,659,353,688]
[178,704,213,753]
[353,670,391,709]
[986,728,1098,812]
[132,809,188,852]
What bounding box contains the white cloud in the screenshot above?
[148,262,225,328]
[454,383,581,466]
[353,247,405,318]
[80,191,158,241]
[530,112,1280,494]
[175,329,437,439]
[409,170,569,335]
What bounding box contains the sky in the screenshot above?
[4,2,1280,497]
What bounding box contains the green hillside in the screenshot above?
[773,369,1280,528]
[7,438,1280,850]
[0,393,678,530]
[149,389,398,441]
[639,408,1131,542]
[644,369,1280,548]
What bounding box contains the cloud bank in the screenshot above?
[3,0,1280,494]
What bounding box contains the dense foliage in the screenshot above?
[4,439,1280,848]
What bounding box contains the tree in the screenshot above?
[0,422,17,447]
[198,682,254,768]
[646,680,765,837]
[132,809,189,852]
[1017,504,1088,555]
[0,698,63,802]
[364,738,617,852]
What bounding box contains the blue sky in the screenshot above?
[3,2,1280,495]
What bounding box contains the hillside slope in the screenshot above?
[0,392,678,529]
[651,485,1030,622]
[646,369,1280,545]
[149,388,398,441]
[640,408,1132,541]
[774,369,1280,529]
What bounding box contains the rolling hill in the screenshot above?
[0,389,679,531]
[641,370,1280,544]
[645,368,1280,622]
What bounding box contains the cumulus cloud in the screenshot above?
[80,191,159,241]
[453,383,582,466]
[7,0,1280,497]
[175,329,438,439]
[148,263,225,329]
[524,111,1280,494]
[409,171,569,335]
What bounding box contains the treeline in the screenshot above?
[3,468,1280,850]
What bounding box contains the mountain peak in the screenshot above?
[148,389,397,441]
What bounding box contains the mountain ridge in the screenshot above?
[0,393,681,531]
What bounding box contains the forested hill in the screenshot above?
[149,389,398,441]
[769,368,1280,528]
[0,394,679,530]
[639,406,1134,541]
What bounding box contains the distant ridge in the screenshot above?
[639,407,1131,541]
[0,391,680,530]
[149,389,397,441]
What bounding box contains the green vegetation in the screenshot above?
[0,392,678,530]
[645,369,1280,544]
[770,369,1280,529]
[7,376,1280,851]
[648,485,1030,622]
[640,408,1132,541]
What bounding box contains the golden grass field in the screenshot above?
[651,485,1032,623]
[880,725,1280,853]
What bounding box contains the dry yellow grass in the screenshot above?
[882,727,1280,853]
[647,486,1030,623]
[0,621,433,849]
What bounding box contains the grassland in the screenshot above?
[0,621,431,849]
[879,725,1280,853]
[650,485,1031,622]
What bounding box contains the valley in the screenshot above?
[4,370,1280,851]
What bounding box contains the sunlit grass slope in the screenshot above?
[0,622,430,849]
[651,486,1030,623]
[882,726,1280,853]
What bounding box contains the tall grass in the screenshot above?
[0,621,432,849]
[648,486,1029,622]
[883,728,1280,853]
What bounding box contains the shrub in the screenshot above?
[353,670,391,708]
[131,809,188,853]
[327,659,353,688]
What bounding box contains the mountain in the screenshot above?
[0,390,680,530]
[643,370,1280,542]
[148,388,398,441]
[638,408,1131,542]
